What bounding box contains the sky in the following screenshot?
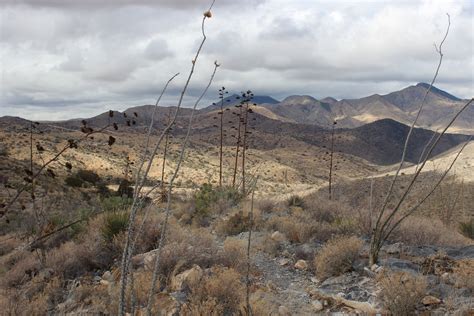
[0,0,472,120]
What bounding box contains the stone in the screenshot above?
[153,293,179,316]
[294,260,308,270]
[311,300,323,312]
[422,295,441,305]
[385,242,403,254]
[102,271,113,281]
[295,243,315,260]
[100,279,110,286]
[278,305,291,316]
[279,258,290,266]
[271,231,285,241]
[170,265,203,292]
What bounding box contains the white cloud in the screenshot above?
[0,0,472,120]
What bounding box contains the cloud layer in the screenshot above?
[0,0,472,120]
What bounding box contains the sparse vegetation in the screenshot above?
[377,271,427,315]
[313,236,362,279]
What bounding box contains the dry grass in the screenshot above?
[222,238,247,273]
[391,216,472,247]
[313,236,362,280]
[377,270,427,315]
[183,267,245,315]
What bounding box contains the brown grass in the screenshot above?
[313,236,362,279]
[184,267,245,315]
[377,271,427,315]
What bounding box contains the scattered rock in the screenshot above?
[102,271,113,282]
[384,242,403,255]
[422,295,441,305]
[279,258,290,266]
[278,305,291,316]
[169,265,203,292]
[99,279,110,286]
[295,243,315,260]
[311,300,323,311]
[294,260,308,270]
[271,231,285,241]
[381,258,419,273]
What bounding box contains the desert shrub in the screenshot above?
[313,236,362,279]
[76,169,101,184]
[216,211,250,236]
[266,216,339,243]
[101,196,133,212]
[222,238,247,273]
[453,259,474,291]
[65,175,84,187]
[377,271,427,315]
[258,199,277,214]
[117,179,133,198]
[1,251,40,287]
[101,211,129,242]
[459,219,474,239]
[391,217,471,246]
[194,184,241,219]
[156,227,220,286]
[185,267,244,315]
[0,143,8,156]
[287,194,304,207]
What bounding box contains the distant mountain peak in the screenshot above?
[281,95,318,105]
[415,82,460,101]
[321,97,338,104]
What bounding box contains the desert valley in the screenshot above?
[0,1,473,315]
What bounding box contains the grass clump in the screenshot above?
[459,219,474,239]
[377,271,427,315]
[101,211,129,242]
[313,235,362,279]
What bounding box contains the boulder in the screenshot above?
[422,295,441,305]
[278,305,291,316]
[169,265,203,292]
[271,231,285,242]
[311,300,323,312]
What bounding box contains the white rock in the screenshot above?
[294,260,308,270]
[278,305,291,316]
[312,300,324,312]
[271,231,285,241]
[422,295,441,305]
[279,258,290,266]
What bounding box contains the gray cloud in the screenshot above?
[0,0,472,120]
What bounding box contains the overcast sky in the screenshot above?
[0,0,472,120]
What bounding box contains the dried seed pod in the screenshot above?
[203,10,212,18]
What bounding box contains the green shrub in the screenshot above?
[194,184,241,219]
[459,219,474,239]
[65,175,84,187]
[101,196,133,212]
[101,211,129,242]
[217,211,250,236]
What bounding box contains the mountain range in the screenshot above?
[204,83,472,133]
